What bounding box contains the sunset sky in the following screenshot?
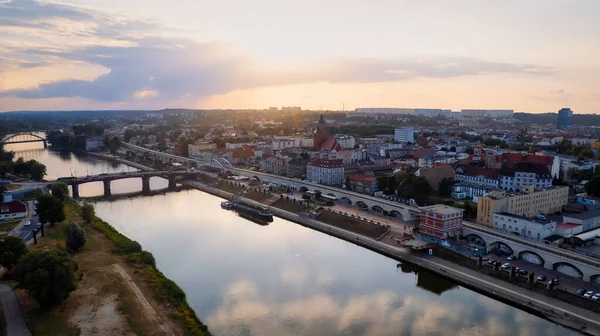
[0,0,599,113]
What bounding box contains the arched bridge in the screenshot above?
[463,222,600,283]
[1,133,47,148]
[122,143,232,169]
[52,171,203,198]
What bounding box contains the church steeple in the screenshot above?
[319,114,325,124]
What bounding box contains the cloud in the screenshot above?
[0,0,553,104]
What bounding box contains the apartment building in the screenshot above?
[334,135,356,149]
[306,159,344,186]
[499,162,552,191]
[454,166,500,189]
[476,186,569,227]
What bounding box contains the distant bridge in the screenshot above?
[1,133,47,148]
[52,170,203,198]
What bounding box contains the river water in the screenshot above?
[5,142,578,336]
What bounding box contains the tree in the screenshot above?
[0,236,28,270]
[13,250,78,308]
[299,151,310,160]
[438,177,454,197]
[124,129,136,142]
[65,223,86,253]
[557,139,572,154]
[0,185,6,194]
[13,158,47,181]
[108,137,122,154]
[50,182,69,201]
[449,146,456,152]
[585,176,600,197]
[36,195,65,227]
[81,203,95,223]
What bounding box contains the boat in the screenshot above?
[236,211,271,226]
[220,198,274,222]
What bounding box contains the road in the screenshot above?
[8,200,41,244]
[0,283,31,336]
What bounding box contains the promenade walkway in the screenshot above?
[0,283,30,336]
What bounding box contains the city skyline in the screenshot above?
[1,0,599,113]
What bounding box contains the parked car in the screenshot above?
[583,291,594,298]
[501,263,511,270]
[33,211,37,216]
[35,223,41,229]
[537,275,547,282]
[493,260,502,267]
[24,220,31,226]
[591,294,600,301]
[517,269,528,275]
[486,259,496,265]
[535,214,547,220]
[507,255,516,261]
[576,289,586,296]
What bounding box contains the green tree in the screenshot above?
[0,185,6,194]
[13,158,47,181]
[557,139,572,154]
[50,182,69,201]
[124,129,136,142]
[65,223,86,253]
[449,146,456,152]
[13,250,78,308]
[36,195,65,227]
[0,236,28,270]
[438,177,454,197]
[108,137,122,154]
[81,202,95,223]
[585,176,600,197]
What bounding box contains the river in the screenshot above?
[5,142,578,336]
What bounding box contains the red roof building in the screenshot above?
[0,201,27,221]
[313,115,342,151]
[348,174,377,194]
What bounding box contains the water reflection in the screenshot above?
[397,262,459,295]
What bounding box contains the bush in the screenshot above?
[65,223,86,253]
[81,203,95,223]
[0,236,28,270]
[126,251,156,267]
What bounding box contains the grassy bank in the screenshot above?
[80,203,211,336]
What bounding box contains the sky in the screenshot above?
[0,0,599,113]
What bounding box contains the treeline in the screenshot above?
[0,146,47,180]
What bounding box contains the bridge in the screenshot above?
[122,143,232,169]
[52,171,203,198]
[463,222,600,283]
[1,133,47,148]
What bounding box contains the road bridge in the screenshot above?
[463,222,600,283]
[1,133,47,148]
[52,171,203,198]
[122,143,232,169]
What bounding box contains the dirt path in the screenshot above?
[0,283,30,336]
[112,264,174,335]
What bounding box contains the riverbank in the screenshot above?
[15,200,210,336]
[184,180,600,336]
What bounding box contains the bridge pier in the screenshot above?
[168,177,177,190]
[103,180,112,197]
[142,176,151,193]
[43,140,47,149]
[71,183,80,198]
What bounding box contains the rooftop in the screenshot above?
[421,204,463,215]
[0,201,26,214]
[563,208,600,220]
[496,212,555,225]
[308,158,343,169]
[556,222,582,230]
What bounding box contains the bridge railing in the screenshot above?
[463,221,600,268]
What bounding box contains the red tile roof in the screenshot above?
[349,174,376,182]
[308,158,343,168]
[410,148,436,159]
[502,153,554,166]
[0,201,26,214]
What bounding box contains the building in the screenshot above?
[313,115,342,151]
[85,137,104,151]
[281,106,301,112]
[493,213,557,241]
[575,194,600,206]
[347,174,377,194]
[499,162,552,191]
[261,156,287,176]
[454,166,500,189]
[394,127,415,143]
[413,109,453,118]
[271,139,299,150]
[498,153,559,179]
[460,109,514,118]
[0,201,27,221]
[334,135,356,149]
[419,205,464,240]
[476,186,569,227]
[451,184,493,200]
[306,158,344,186]
[562,209,600,232]
[188,142,217,157]
[557,108,573,129]
[286,157,308,178]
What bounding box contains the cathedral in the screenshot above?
[313,115,342,151]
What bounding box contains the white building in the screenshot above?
[271,139,299,150]
[334,135,356,149]
[493,213,557,242]
[461,109,514,118]
[306,159,344,186]
[499,163,552,191]
[454,166,500,189]
[394,127,415,143]
[85,138,104,151]
[413,108,453,118]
